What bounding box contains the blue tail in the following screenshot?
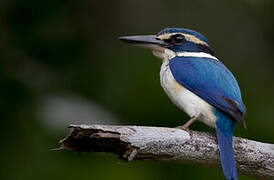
[216,110,238,180]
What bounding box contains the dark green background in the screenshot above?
[1,0,273,179]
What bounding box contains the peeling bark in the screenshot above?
[60,124,274,179]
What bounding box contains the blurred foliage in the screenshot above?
[1,0,273,179]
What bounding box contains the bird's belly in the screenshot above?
[160,61,217,128]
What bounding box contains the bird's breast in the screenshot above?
[160,60,217,128]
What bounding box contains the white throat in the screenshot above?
[152,49,176,60]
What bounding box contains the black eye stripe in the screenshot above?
[173,35,185,43]
[163,38,172,43]
[172,34,185,43]
[164,34,185,44]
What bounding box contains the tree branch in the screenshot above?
[59,124,274,179]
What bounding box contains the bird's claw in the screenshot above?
[175,125,191,133]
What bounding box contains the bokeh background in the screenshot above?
[1,0,274,179]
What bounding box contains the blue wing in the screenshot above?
[169,56,246,124]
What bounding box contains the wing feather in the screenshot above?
[169,56,246,124]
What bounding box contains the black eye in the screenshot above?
[163,34,185,45]
[172,34,185,44]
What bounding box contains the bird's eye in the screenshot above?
[164,34,185,45]
[172,34,185,44]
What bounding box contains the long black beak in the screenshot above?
[119,35,167,50]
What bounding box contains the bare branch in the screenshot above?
[60,124,274,179]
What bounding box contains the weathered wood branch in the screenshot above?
[60,124,274,179]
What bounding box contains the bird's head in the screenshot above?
[119,28,214,60]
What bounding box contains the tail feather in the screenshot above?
[216,111,238,180]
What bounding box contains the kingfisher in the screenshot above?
[119,28,246,180]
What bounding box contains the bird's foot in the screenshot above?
[174,114,201,133]
[175,125,190,133]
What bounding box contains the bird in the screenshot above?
[119,27,246,180]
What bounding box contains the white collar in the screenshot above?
[176,52,218,60]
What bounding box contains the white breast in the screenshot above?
[160,60,217,128]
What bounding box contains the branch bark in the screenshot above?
[60,124,274,179]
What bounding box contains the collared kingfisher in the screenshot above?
[119,28,246,180]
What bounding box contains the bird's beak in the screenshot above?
[119,35,167,51]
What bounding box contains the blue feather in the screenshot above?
[157,28,214,54]
[157,28,210,44]
[216,110,237,180]
[169,56,246,124]
[169,56,245,179]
